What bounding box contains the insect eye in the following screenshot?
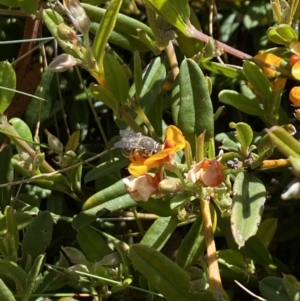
[143,139,154,148]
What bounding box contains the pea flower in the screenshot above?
[123,174,160,202]
[186,158,224,187]
[128,125,186,177]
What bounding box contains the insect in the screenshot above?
[114,130,163,159]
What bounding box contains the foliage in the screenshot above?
[1,0,300,300]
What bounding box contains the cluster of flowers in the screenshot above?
[123,126,224,201]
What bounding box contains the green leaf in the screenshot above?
[20,211,53,269]
[4,206,19,262]
[0,260,27,293]
[0,278,16,301]
[65,131,80,152]
[82,179,128,210]
[259,276,291,301]
[90,83,119,113]
[0,146,13,210]
[201,61,246,80]
[242,236,273,265]
[141,216,178,251]
[231,172,266,247]
[266,126,300,158]
[134,51,143,101]
[243,60,272,99]
[178,59,214,152]
[77,226,112,262]
[217,249,248,275]
[92,0,122,72]
[22,254,45,301]
[83,3,154,39]
[176,215,205,270]
[0,61,16,114]
[84,157,128,182]
[219,90,264,116]
[131,57,166,119]
[0,0,18,6]
[103,54,129,104]
[17,0,38,14]
[229,122,253,155]
[143,0,192,37]
[130,244,199,301]
[256,218,278,248]
[283,274,300,301]
[9,118,33,146]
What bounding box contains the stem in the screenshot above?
[199,195,229,301]
[189,25,252,60]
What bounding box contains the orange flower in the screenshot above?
[186,158,224,187]
[128,125,186,177]
[254,53,284,77]
[289,86,300,106]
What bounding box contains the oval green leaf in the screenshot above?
[0,61,16,114]
[231,172,266,248]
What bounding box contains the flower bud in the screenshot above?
[57,23,78,42]
[63,0,90,35]
[158,178,180,194]
[281,178,300,200]
[47,54,78,72]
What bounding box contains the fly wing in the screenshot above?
[114,130,144,150]
[114,140,144,149]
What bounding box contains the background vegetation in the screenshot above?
[0,0,300,300]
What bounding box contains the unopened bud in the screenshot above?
[47,54,78,72]
[281,178,300,200]
[57,23,78,42]
[158,178,180,194]
[63,0,90,35]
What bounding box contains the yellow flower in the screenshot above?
[254,53,284,77]
[128,125,186,177]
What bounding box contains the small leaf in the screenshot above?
[20,211,53,269]
[178,59,214,152]
[17,0,38,14]
[93,0,122,73]
[0,278,16,301]
[231,172,266,247]
[140,216,178,251]
[103,54,129,104]
[242,236,273,265]
[0,146,13,210]
[219,90,264,116]
[266,126,300,158]
[82,179,134,211]
[277,23,298,42]
[130,244,198,301]
[65,131,80,152]
[283,274,300,301]
[0,260,27,293]
[229,122,253,155]
[77,226,112,262]
[243,60,272,99]
[0,61,16,114]
[176,214,205,270]
[90,83,119,113]
[259,276,291,301]
[256,218,278,248]
[22,254,45,301]
[143,0,192,37]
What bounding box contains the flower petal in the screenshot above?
[289,86,300,106]
[164,125,186,150]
